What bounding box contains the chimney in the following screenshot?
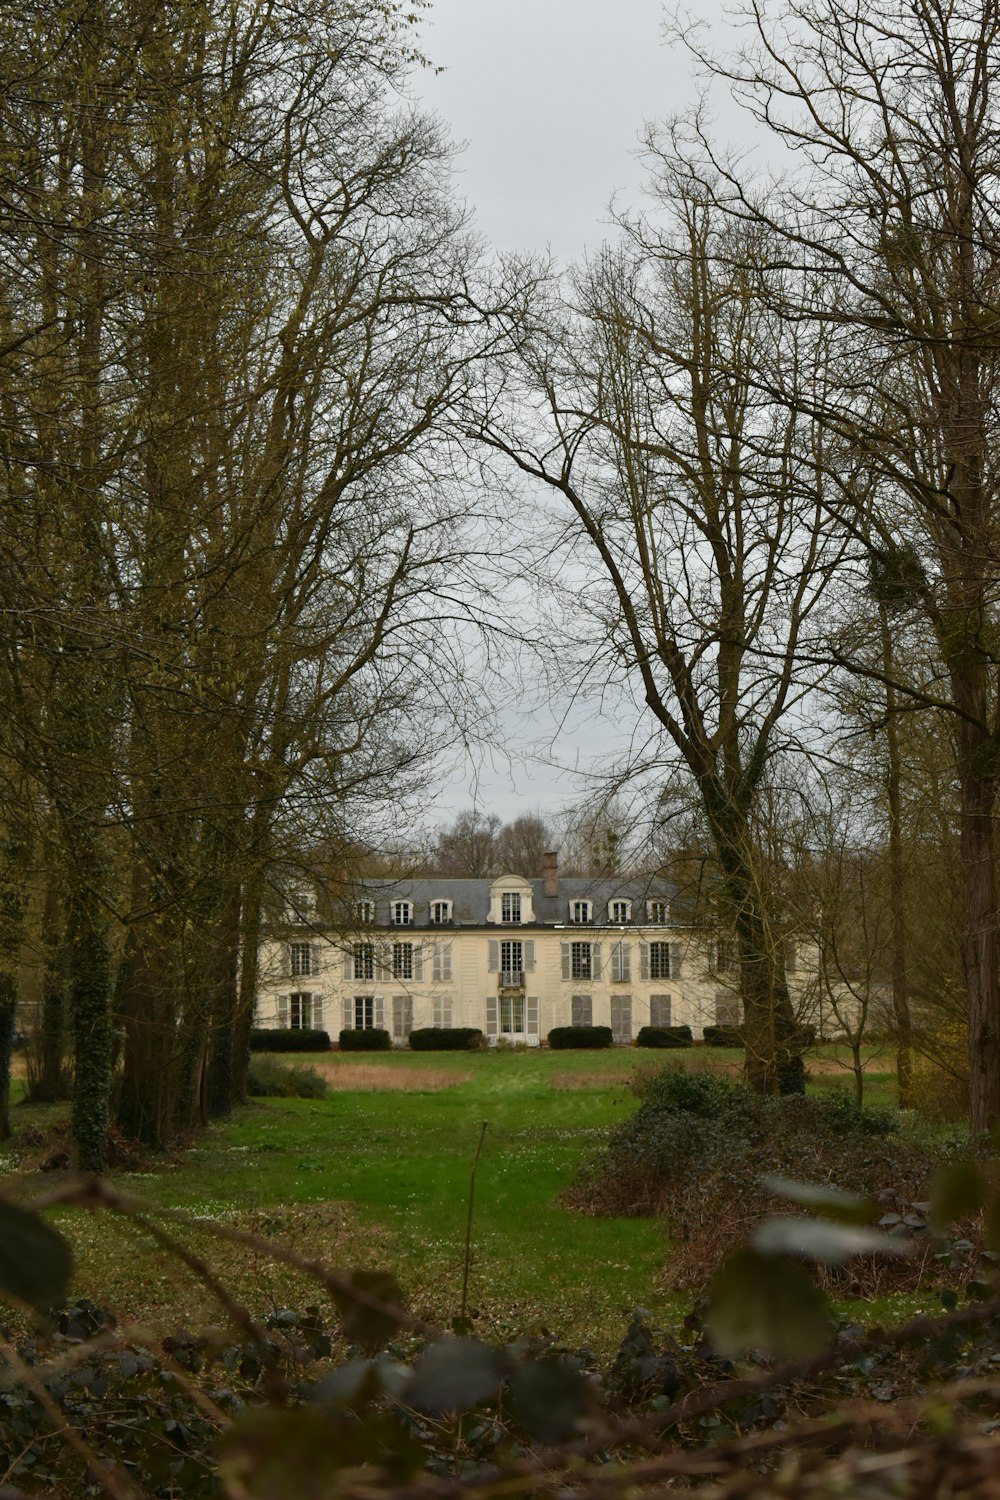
[542,850,559,898]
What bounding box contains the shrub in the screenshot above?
[635,1025,693,1049]
[339,1027,391,1051]
[249,1028,330,1053]
[247,1057,328,1098]
[568,1063,938,1292]
[815,1085,897,1136]
[408,1027,484,1051]
[547,1025,614,1050]
[702,1024,744,1047]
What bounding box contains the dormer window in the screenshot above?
[569,900,592,924]
[284,886,315,924]
[392,900,413,927]
[501,892,522,924]
[355,900,374,925]
[609,899,631,923]
[430,900,452,924]
[647,900,668,924]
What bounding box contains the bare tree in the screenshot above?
[469,182,849,1093]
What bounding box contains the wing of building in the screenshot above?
[257,852,824,1045]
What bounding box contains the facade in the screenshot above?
[256,856,814,1045]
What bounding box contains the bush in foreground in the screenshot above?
[635,1025,693,1049]
[548,1025,613,1050]
[247,1057,328,1098]
[249,1028,330,1052]
[567,1067,935,1292]
[339,1027,391,1052]
[408,1027,484,1051]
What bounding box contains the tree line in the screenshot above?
[1,0,999,1155]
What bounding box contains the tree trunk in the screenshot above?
[956,734,1000,1138]
[880,607,913,1107]
[68,882,113,1174]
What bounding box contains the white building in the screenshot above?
[255,854,814,1045]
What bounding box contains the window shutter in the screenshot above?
[312,994,324,1030]
[488,940,499,973]
[640,942,649,981]
[285,945,294,978]
[671,942,683,979]
[526,996,539,1036]
[707,939,716,974]
[413,947,423,981]
[443,943,452,981]
[376,946,390,982]
[524,940,535,972]
[393,995,412,1039]
[277,994,289,1028]
[560,942,570,981]
[571,994,592,1027]
[433,943,442,982]
[343,948,351,980]
[621,943,631,982]
[342,997,353,1031]
[311,943,322,975]
[611,944,621,983]
[650,993,671,1028]
[485,995,498,1037]
[592,943,602,980]
[374,996,385,1029]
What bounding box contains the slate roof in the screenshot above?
[333,874,685,929]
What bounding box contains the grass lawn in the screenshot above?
[3,1043,902,1356]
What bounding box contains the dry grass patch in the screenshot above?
[311,1060,471,1090]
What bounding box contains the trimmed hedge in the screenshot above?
[701,1024,817,1050]
[249,1028,330,1053]
[339,1027,391,1051]
[702,1025,744,1048]
[408,1027,484,1051]
[547,1025,614,1050]
[635,1025,693,1049]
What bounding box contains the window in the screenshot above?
[392,901,413,926]
[571,994,592,1027]
[433,996,452,1028]
[499,994,526,1033]
[649,942,671,980]
[611,993,632,1044]
[570,900,592,924]
[353,943,375,981]
[571,942,592,980]
[430,900,452,924]
[432,942,453,982]
[711,939,732,975]
[650,993,672,1028]
[353,996,375,1029]
[392,995,413,1040]
[290,942,313,977]
[715,991,740,1026]
[285,887,315,923]
[392,942,413,980]
[289,992,313,1029]
[500,939,523,985]
[356,900,374,925]
[501,891,521,924]
[611,942,631,983]
[609,900,631,923]
[647,900,668,924]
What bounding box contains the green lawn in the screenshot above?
[5,1044,901,1355]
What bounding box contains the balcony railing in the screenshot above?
[498,970,526,990]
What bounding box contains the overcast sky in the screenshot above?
[409,0,734,829]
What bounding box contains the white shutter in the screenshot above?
[571,994,592,1026]
[485,995,498,1036]
[671,942,683,979]
[592,943,602,980]
[620,943,631,982]
[442,942,452,981]
[393,995,412,1039]
[413,947,423,981]
[526,996,539,1036]
[309,944,321,975]
[285,945,294,978]
[343,997,353,1031]
[375,997,385,1029]
[524,940,535,972]
[376,945,390,982]
[343,948,352,980]
[433,944,442,981]
[277,994,289,1028]
[650,993,671,1028]
[488,940,500,973]
[560,942,570,981]
[433,996,452,1028]
[640,942,650,981]
[312,993,324,1029]
[611,943,621,982]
